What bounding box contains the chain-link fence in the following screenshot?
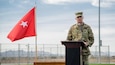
[89,46,111,64]
[0,44,65,65]
[0,44,114,65]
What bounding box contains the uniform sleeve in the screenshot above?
[67,27,72,40]
[88,27,94,47]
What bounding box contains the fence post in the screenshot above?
[0,44,1,65]
[18,44,20,65]
[27,44,30,65]
[108,45,110,64]
[57,45,59,57]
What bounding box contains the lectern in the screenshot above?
[61,41,83,65]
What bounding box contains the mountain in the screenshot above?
[0,50,58,57]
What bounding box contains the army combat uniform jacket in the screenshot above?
[67,23,94,55]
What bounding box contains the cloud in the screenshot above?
[9,0,31,4]
[91,0,115,8]
[42,0,115,8]
[42,0,90,5]
[8,0,33,8]
[101,27,115,36]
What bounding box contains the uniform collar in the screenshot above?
[77,22,84,26]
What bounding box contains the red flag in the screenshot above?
[7,7,36,42]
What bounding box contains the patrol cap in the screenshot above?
[75,12,83,17]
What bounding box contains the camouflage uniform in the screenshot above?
[67,23,94,65]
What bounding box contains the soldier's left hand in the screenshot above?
[83,42,89,47]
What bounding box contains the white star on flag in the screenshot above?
[20,21,28,28]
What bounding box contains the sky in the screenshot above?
[0,0,115,52]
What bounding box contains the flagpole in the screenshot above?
[34,1,38,62]
[98,0,101,64]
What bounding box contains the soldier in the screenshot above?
[67,12,94,65]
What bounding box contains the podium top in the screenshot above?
[61,41,84,48]
[61,41,83,43]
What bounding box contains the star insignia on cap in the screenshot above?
[20,21,28,28]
